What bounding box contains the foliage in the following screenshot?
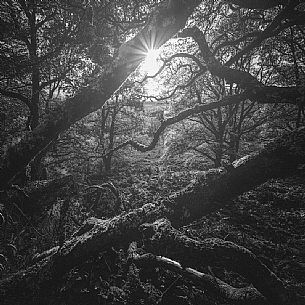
[1,1,305,304]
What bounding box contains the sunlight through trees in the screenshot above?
[141,48,160,75]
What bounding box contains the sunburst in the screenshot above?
[141,48,160,76]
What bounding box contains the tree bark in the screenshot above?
[0,128,305,302]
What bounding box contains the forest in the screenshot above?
[0,0,305,304]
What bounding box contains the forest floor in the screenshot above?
[1,150,305,304]
[63,151,305,305]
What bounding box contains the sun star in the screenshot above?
[141,48,160,76]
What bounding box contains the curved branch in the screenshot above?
[105,94,246,155]
[106,86,303,156]
[0,88,30,108]
[180,27,262,88]
[137,52,204,84]
[145,68,206,101]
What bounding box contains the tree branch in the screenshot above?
[225,0,284,9]
[137,52,204,84]
[180,26,262,88]
[106,86,303,156]
[105,94,246,156]
[225,1,299,66]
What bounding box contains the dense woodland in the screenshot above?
[0,0,305,304]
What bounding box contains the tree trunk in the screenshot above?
[228,132,240,163]
[103,155,112,173]
[214,146,223,167]
[0,128,305,302]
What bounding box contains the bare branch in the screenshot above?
[105,94,247,155]
[144,68,206,101]
[212,31,261,55]
[137,52,204,85]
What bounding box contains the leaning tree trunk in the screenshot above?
[0,0,202,189]
[0,128,305,303]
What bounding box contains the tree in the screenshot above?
[47,91,145,177]
[1,1,305,304]
[0,0,202,188]
[0,0,101,182]
[0,0,95,130]
[161,77,273,168]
